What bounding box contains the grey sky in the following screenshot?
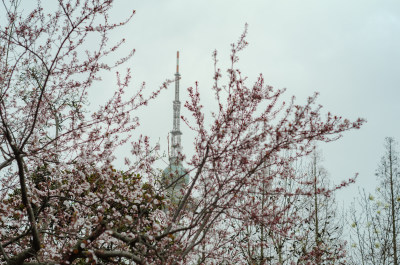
[91,0,400,204]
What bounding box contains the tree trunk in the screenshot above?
[388,139,398,265]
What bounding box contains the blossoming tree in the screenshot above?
[0,1,364,264]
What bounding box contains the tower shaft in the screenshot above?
[171,51,182,162]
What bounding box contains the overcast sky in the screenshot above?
[89,0,400,205]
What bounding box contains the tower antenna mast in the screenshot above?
[170,51,182,163]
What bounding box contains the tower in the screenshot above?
[170,51,182,163]
[162,51,188,199]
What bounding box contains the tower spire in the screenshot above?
[162,51,188,198]
[171,51,182,163]
[176,51,179,74]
